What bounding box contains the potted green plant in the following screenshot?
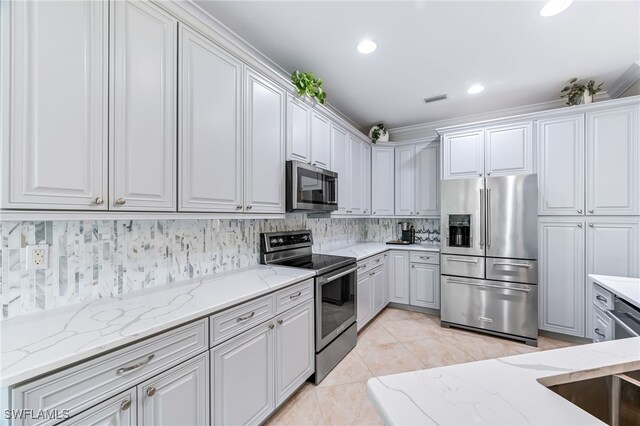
[560,78,604,106]
[369,123,389,144]
[291,71,327,104]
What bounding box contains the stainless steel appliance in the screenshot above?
[607,297,640,339]
[260,230,357,383]
[286,160,338,212]
[440,174,539,345]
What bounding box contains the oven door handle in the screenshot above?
[318,266,358,284]
[606,310,640,337]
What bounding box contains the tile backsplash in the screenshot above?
[0,216,439,320]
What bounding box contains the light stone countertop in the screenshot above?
[367,337,640,425]
[589,275,640,309]
[323,242,440,261]
[0,265,315,387]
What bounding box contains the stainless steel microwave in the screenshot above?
[286,160,338,212]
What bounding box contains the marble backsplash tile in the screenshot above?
[0,216,438,320]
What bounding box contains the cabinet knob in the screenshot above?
[93,197,103,205]
[237,205,243,209]
[268,323,275,330]
[146,387,156,397]
[410,211,414,215]
[577,209,583,214]
[277,319,283,325]
[411,265,415,268]
[589,223,594,227]
[577,223,582,228]
[487,172,491,176]
[120,400,131,411]
[363,210,367,214]
[589,209,594,214]
[247,205,252,210]
[478,173,482,177]
[115,198,126,206]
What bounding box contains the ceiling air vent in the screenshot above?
[423,93,448,104]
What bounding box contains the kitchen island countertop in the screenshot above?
[589,274,640,309]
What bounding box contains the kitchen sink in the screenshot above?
[543,369,640,426]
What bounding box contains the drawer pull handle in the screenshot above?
[446,257,478,264]
[596,295,608,303]
[594,328,605,337]
[375,259,381,263]
[146,387,156,397]
[121,399,131,411]
[289,291,302,299]
[493,261,531,268]
[277,319,284,325]
[269,323,275,330]
[236,311,255,322]
[116,354,155,375]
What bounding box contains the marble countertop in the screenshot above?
[367,337,640,425]
[589,275,640,309]
[323,242,440,261]
[0,265,315,388]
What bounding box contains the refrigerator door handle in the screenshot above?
[486,188,492,248]
[479,188,485,248]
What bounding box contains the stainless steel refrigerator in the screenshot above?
[440,174,538,345]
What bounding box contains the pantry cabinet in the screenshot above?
[110,0,178,211]
[371,146,395,216]
[243,68,286,213]
[178,24,243,212]
[1,0,109,210]
[395,143,439,216]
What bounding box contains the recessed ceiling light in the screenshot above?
[467,84,485,94]
[357,39,377,54]
[540,0,573,17]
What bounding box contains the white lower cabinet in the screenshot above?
[388,251,410,304]
[357,272,374,331]
[372,266,386,315]
[139,352,210,426]
[61,390,136,426]
[410,263,440,309]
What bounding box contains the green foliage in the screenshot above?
[369,124,388,144]
[291,71,327,104]
[560,78,604,106]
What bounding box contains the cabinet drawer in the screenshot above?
[592,305,613,343]
[441,255,484,279]
[210,294,274,347]
[61,388,136,426]
[12,320,207,426]
[357,254,384,276]
[409,252,439,264]
[486,258,537,284]
[274,279,314,314]
[593,284,614,311]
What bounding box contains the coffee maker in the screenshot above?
[398,222,415,244]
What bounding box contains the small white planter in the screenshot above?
[583,92,593,104]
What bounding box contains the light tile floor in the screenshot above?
[264,307,577,426]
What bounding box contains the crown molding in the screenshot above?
[608,61,640,99]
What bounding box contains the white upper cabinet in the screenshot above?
[363,142,372,215]
[415,143,439,215]
[371,146,395,216]
[395,145,415,216]
[442,129,484,179]
[311,111,331,169]
[244,68,286,213]
[286,95,311,163]
[110,0,177,211]
[178,25,243,212]
[537,115,585,215]
[331,124,350,214]
[484,122,533,176]
[350,136,365,214]
[2,1,108,210]
[586,106,639,215]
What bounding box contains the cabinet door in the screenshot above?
[484,122,533,177]
[538,220,585,337]
[363,142,372,215]
[410,263,440,309]
[331,124,350,214]
[537,115,585,215]
[586,106,639,215]
[442,129,484,179]
[244,69,286,213]
[111,0,177,211]
[371,146,395,216]
[395,145,415,216]
[357,272,374,331]
[178,25,243,212]
[286,95,311,163]
[350,136,364,215]
[584,219,640,338]
[592,306,613,343]
[372,266,386,314]
[2,1,108,210]
[415,143,439,216]
[275,300,314,406]
[388,251,410,304]
[383,253,391,305]
[311,111,331,168]
[62,389,136,426]
[212,321,274,426]
[139,352,209,426]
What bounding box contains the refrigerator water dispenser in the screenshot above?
[447,214,471,248]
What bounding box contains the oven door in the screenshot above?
[316,264,357,350]
[607,298,640,340]
[287,161,338,212]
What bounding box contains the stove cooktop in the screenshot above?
[276,254,355,275]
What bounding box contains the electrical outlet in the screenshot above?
[26,244,49,270]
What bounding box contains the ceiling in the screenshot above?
[194,1,640,130]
